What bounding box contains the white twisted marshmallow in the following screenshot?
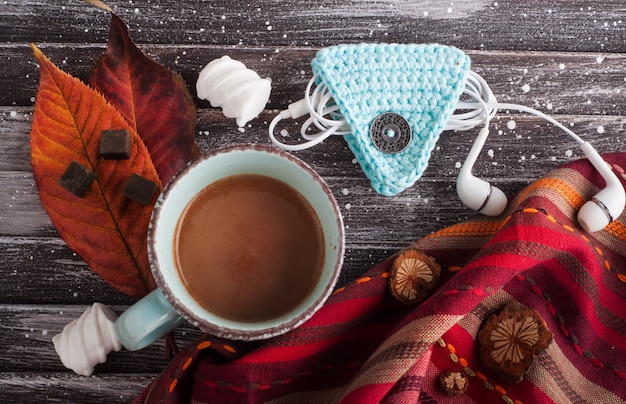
[196,55,272,127]
[52,303,122,376]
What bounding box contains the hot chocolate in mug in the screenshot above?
[115,144,345,350]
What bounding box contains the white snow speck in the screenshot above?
[455,161,462,169]
[280,129,289,137]
[521,84,531,93]
[507,120,516,130]
[342,188,349,195]
[345,203,351,210]
[9,111,17,117]
[597,126,605,134]
[565,150,573,158]
[559,63,566,70]
[487,149,495,158]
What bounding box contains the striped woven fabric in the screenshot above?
[135,152,626,404]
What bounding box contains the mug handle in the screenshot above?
[114,289,186,351]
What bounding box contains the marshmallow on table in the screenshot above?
[52,303,122,376]
[196,55,272,127]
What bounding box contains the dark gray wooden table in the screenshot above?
[1,1,625,402]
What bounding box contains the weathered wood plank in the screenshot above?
[0,237,137,304]
[0,235,398,303]
[0,304,204,373]
[4,44,626,113]
[0,372,151,403]
[2,1,625,52]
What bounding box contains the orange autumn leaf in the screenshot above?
[90,12,199,185]
[30,43,159,297]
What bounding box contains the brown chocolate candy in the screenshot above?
[123,173,157,205]
[100,129,131,160]
[58,161,97,197]
[478,301,553,383]
[388,247,440,305]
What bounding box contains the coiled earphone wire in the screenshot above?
[269,70,585,149]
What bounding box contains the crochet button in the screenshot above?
[370,113,412,154]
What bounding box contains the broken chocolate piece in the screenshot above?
[388,247,440,305]
[59,161,97,197]
[440,370,469,395]
[123,173,157,205]
[99,129,131,160]
[478,301,553,383]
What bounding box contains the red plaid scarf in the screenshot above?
[135,152,626,404]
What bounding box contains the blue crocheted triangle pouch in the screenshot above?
[311,43,471,196]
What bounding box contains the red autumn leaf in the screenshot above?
[90,12,199,185]
[30,44,159,297]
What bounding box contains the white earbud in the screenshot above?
[577,142,625,233]
[456,127,508,216]
[457,122,624,231]
[454,72,625,232]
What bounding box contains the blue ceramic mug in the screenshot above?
[115,144,344,350]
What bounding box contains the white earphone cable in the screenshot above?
[268,75,350,151]
[268,70,585,150]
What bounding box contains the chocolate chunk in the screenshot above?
[478,301,553,383]
[58,161,97,197]
[123,173,157,205]
[100,129,131,160]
